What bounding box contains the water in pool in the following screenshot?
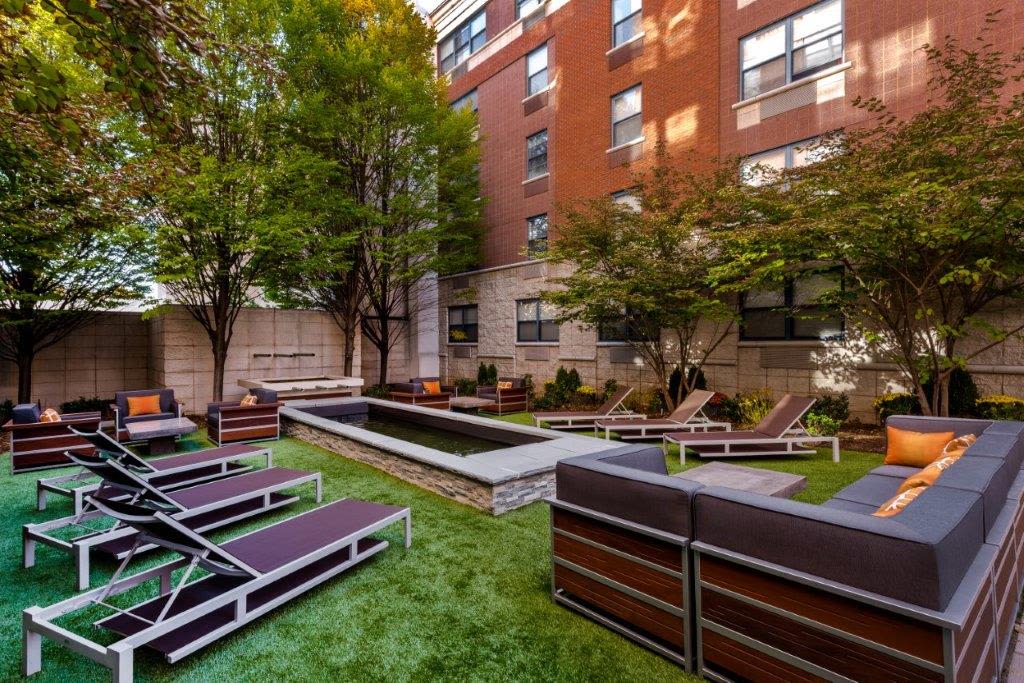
[333,412,508,456]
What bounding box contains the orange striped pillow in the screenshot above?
[875,485,929,517]
[39,408,61,423]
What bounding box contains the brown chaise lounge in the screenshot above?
[3,403,102,473]
[533,386,643,430]
[34,428,272,514]
[594,389,731,441]
[24,454,321,590]
[23,495,411,682]
[664,393,839,462]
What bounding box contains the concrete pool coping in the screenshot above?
[280,397,618,485]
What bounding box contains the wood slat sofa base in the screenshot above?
[694,549,1003,683]
[549,505,692,669]
[7,414,102,473]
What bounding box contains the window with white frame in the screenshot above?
[451,89,478,112]
[612,189,640,211]
[526,44,548,96]
[439,9,487,73]
[526,214,548,257]
[526,129,548,179]
[517,0,544,19]
[740,0,842,100]
[611,85,642,147]
[741,271,843,341]
[517,299,559,342]
[612,0,641,47]
[740,137,829,185]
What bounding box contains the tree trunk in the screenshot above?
[377,343,389,387]
[16,353,33,404]
[342,315,357,377]
[212,335,227,402]
[938,374,951,418]
[914,382,933,417]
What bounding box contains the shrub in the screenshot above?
[603,378,618,399]
[976,395,1024,421]
[364,384,390,399]
[623,389,664,416]
[0,399,12,425]
[872,391,921,423]
[59,396,111,418]
[565,368,582,393]
[577,385,596,396]
[523,373,535,402]
[806,413,842,436]
[733,388,774,428]
[453,378,477,396]
[476,363,497,386]
[667,365,707,405]
[922,367,979,416]
[809,392,849,424]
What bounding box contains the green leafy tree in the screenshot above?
[722,25,1024,416]
[545,148,740,408]
[152,0,304,401]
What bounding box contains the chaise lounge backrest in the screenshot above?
[753,394,815,438]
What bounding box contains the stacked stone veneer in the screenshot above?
[283,416,554,514]
[439,262,1024,422]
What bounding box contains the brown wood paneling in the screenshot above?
[554,535,682,606]
[553,508,682,571]
[700,590,944,682]
[699,555,944,664]
[12,446,92,471]
[955,631,997,683]
[701,628,825,683]
[11,433,90,453]
[222,405,281,420]
[220,427,277,443]
[953,580,993,653]
[222,415,278,430]
[953,585,996,683]
[554,565,685,650]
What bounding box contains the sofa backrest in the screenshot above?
[933,455,1013,534]
[497,377,525,389]
[556,445,701,538]
[12,403,40,424]
[115,389,175,421]
[886,415,994,438]
[249,388,279,404]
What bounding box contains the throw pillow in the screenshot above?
[883,427,955,468]
[240,394,258,407]
[942,433,977,458]
[127,394,161,417]
[897,454,962,494]
[874,485,930,517]
[497,381,513,390]
[422,380,441,395]
[39,408,61,423]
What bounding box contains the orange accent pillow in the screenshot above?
[897,454,962,494]
[884,427,955,468]
[422,381,441,395]
[240,394,258,407]
[127,394,161,417]
[942,434,976,458]
[874,485,930,517]
[39,408,61,423]
[497,381,513,390]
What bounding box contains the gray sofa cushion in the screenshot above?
[870,464,922,479]
[887,415,993,439]
[821,498,879,515]
[965,432,1023,471]
[12,403,40,424]
[694,485,985,610]
[830,474,904,507]
[933,456,1012,534]
[250,388,278,404]
[123,412,176,426]
[556,446,701,538]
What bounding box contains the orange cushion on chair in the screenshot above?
[240,394,258,407]
[422,381,441,395]
[39,408,61,423]
[883,427,955,468]
[874,485,930,517]
[127,394,161,417]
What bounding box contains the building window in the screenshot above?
[526,44,548,96]
[526,214,548,257]
[517,299,559,342]
[526,129,548,179]
[741,272,844,341]
[612,189,640,211]
[740,0,842,100]
[451,89,478,112]
[439,9,487,73]
[611,85,642,147]
[448,305,478,343]
[740,137,829,185]
[599,313,656,342]
[517,0,544,19]
[612,0,641,47]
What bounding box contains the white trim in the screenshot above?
[605,31,645,56]
[731,61,853,110]
[438,259,543,280]
[605,136,645,154]
[522,78,557,103]
[522,172,550,185]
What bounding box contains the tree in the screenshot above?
[722,24,1024,416]
[278,0,480,387]
[0,120,150,402]
[152,0,304,401]
[544,148,740,409]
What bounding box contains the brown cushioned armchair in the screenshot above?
[207,388,282,446]
[4,403,102,473]
[388,376,452,410]
[477,377,529,415]
[110,389,183,442]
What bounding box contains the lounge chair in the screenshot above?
[477,377,529,415]
[207,388,283,446]
[594,389,732,440]
[3,403,103,473]
[23,495,411,682]
[24,454,321,590]
[663,394,839,463]
[35,428,272,514]
[532,387,643,430]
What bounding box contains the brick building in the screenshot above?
[428,0,1024,420]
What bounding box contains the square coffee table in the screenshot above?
[673,461,806,498]
[126,417,198,455]
[449,396,496,414]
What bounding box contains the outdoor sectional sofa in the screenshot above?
[111,388,183,442]
[3,404,102,473]
[547,415,1024,682]
[207,387,283,446]
[388,376,452,410]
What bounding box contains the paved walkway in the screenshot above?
[1007,617,1024,681]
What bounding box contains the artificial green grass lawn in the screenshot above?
[0,417,884,681]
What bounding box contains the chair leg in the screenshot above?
[22,611,41,677]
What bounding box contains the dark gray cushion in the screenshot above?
[693,485,985,610]
[556,446,700,538]
[821,498,879,515]
[115,389,176,426]
[250,388,278,404]
[831,474,903,507]
[887,415,993,439]
[965,432,1023,471]
[870,464,922,479]
[1009,469,1024,503]
[12,403,40,424]
[933,456,1012,535]
[123,411,176,426]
